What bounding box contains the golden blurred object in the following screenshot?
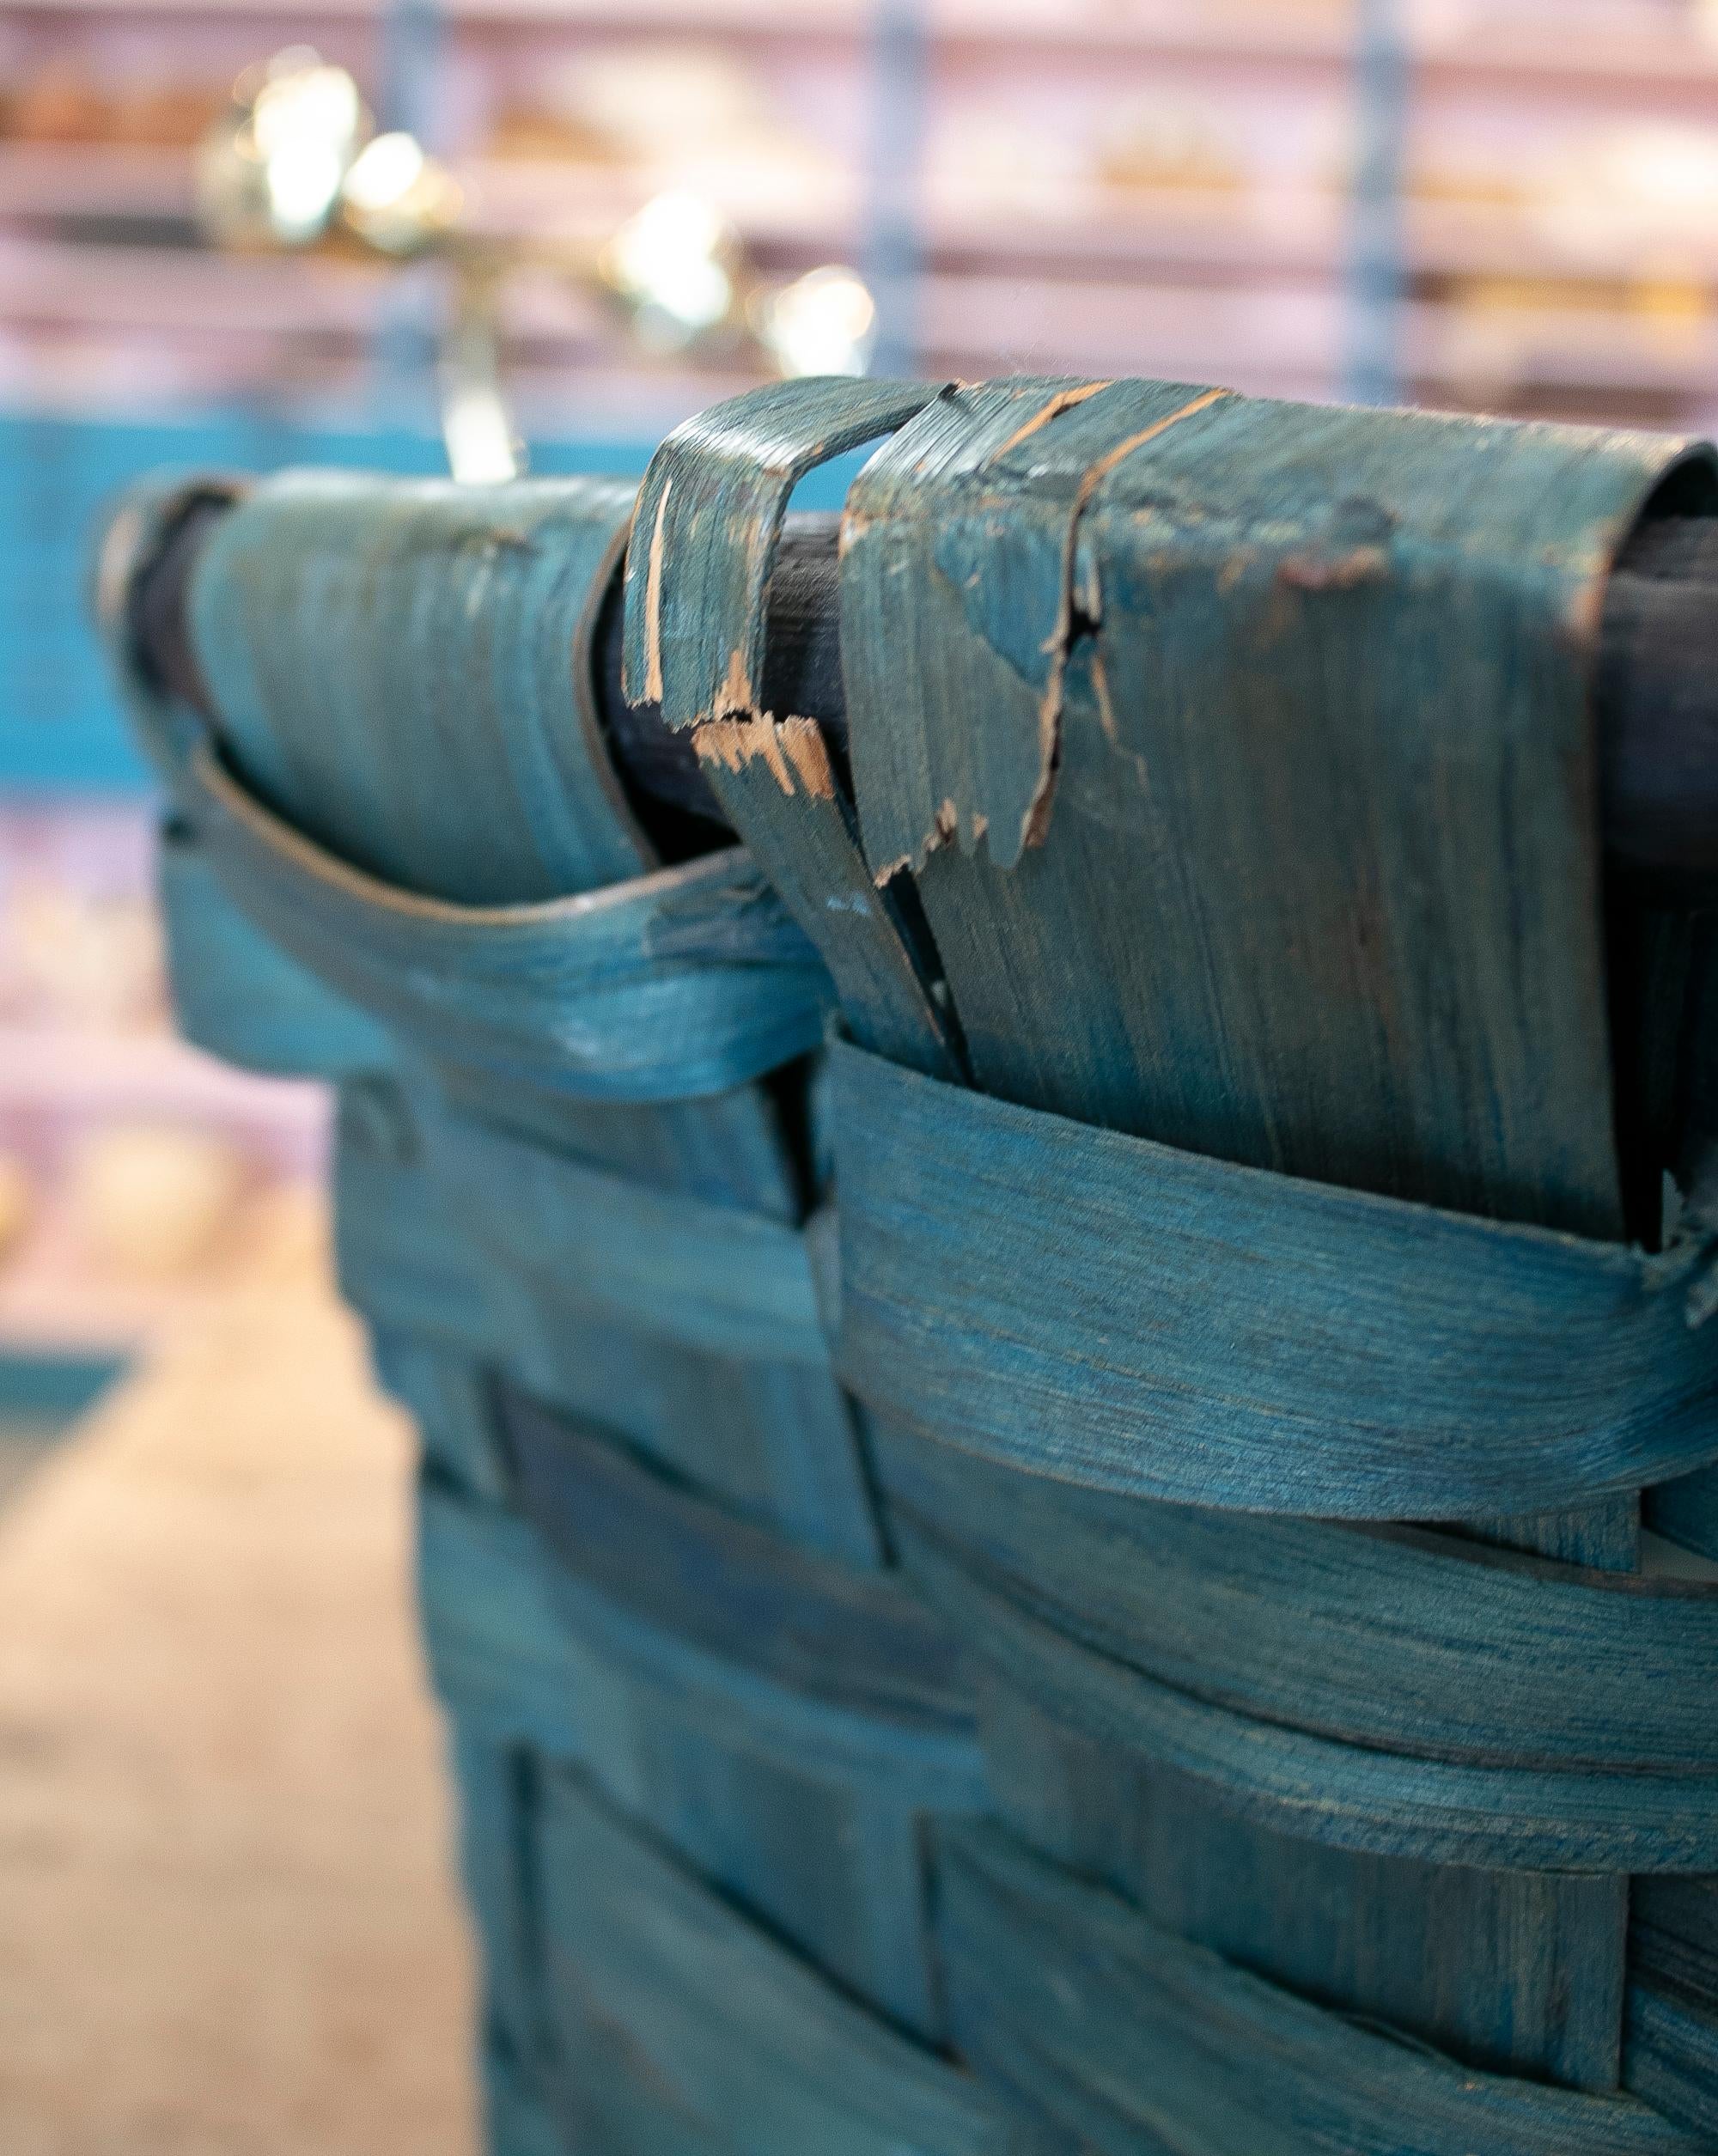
[520,45,781,167]
[198,49,371,250]
[752,265,877,380]
[66,1125,249,1281]
[0,1154,34,1268]
[196,46,880,479]
[599,191,743,353]
[339,131,465,257]
[1094,97,1245,195]
[7,68,112,146]
[484,107,618,166]
[4,67,232,149]
[1635,263,1713,334]
[1409,165,1533,210]
[1443,271,1709,337]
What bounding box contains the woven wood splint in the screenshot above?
[104,380,1718,2154]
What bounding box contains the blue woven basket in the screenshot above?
[102,379,1718,2155]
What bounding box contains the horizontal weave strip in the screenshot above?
[502,1385,977,1746]
[337,1092,880,1562]
[422,1469,984,1807]
[332,1091,497,1364]
[424,1482,969,2041]
[176,740,831,1103]
[429,1458,961,2041]
[158,824,392,1079]
[939,1823,1705,2154]
[334,1081,827,1373]
[876,1424,1718,1772]
[535,1764,1033,2156]
[422,1105,825,1368]
[900,1514,1718,1872]
[834,1038,1718,1518]
[369,1329,514,1506]
[475,2034,563,2156]
[1626,1980,1718,2143]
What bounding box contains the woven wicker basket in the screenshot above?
[103,378,1718,2155]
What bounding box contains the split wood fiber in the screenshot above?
[97,380,1718,2153]
[115,450,1718,901]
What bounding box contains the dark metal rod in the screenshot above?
[126,492,1718,898]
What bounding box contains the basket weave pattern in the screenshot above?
[107,380,1718,2154]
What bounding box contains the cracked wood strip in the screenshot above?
[841,376,1228,877]
[838,385,1710,2092]
[172,469,1013,2086]
[624,375,961,1081]
[619,375,947,727]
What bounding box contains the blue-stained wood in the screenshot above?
[173,475,878,1560]
[1626,1974,1718,2143]
[938,1824,1704,2156]
[119,461,1019,2120]
[19,406,730,793]
[1650,1465,1718,1562]
[188,472,648,903]
[174,742,831,1106]
[92,472,249,785]
[448,1733,543,2113]
[1636,1875,1718,2000]
[977,1684,1626,2096]
[329,1076,498,1366]
[533,1764,1038,2155]
[841,385,1703,1236]
[1630,1874,1718,2139]
[877,1427,1718,1774]
[333,1069,882,1563]
[828,380,1715,2089]
[418,1102,825,1367]
[842,375,1225,877]
[155,819,393,1081]
[419,1479,981,2037]
[500,1386,977,1754]
[98,389,1718,2148]
[620,375,946,727]
[900,1522,1718,1874]
[625,375,963,1080]
[832,1039,1718,1520]
[417,1483,977,1809]
[369,1329,515,1506]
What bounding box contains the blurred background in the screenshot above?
[3,0,1718,2145]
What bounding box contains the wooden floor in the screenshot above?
[0,1194,478,2156]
